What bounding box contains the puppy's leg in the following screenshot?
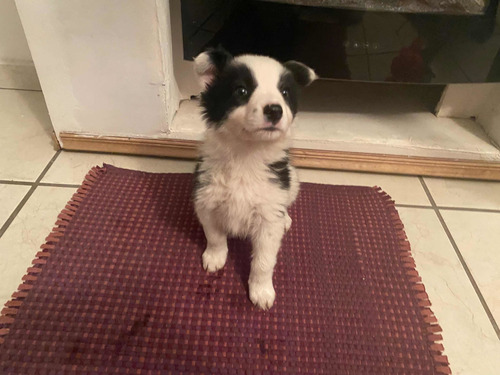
[249,222,284,309]
[197,210,228,272]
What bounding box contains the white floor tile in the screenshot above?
[441,210,500,324]
[42,151,196,184]
[298,168,430,206]
[424,177,500,210]
[0,184,30,226]
[398,207,500,375]
[0,90,56,181]
[0,186,75,307]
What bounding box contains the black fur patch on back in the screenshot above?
[200,64,257,128]
[268,155,290,190]
[278,72,299,116]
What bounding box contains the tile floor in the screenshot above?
[1,88,500,374]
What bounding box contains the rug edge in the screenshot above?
[373,186,452,375]
[0,165,107,345]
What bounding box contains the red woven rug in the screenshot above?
[0,165,450,374]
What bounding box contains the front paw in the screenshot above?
[249,281,276,310]
[202,248,227,272]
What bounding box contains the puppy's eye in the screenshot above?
[281,89,289,97]
[235,87,248,97]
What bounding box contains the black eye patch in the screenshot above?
[278,72,299,116]
[200,64,257,128]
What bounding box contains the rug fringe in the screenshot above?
[0,166,106,345]
[372,186,452,374]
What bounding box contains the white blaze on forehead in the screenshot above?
[234,55,284,91]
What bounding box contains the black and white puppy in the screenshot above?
[192,47,316,309]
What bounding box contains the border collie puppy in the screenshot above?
[192,47,316,309]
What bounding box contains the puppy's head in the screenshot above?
[194,47,317,142]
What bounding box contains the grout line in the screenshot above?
[395,204,433,209]
[0,151,61,239]
[395,203,500,214]
[0,180,33,186]
[419,177,500,340]
[0,180,81,188]
[438,206,500,214]
[38,182,81,188]
[0,87,42,93]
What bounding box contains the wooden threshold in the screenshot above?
[60,132,500,181]
[60,132,198,159]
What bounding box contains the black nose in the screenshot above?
[263,104,283,125]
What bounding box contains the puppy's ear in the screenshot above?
[194,46,233,89]
[284,61,318,87]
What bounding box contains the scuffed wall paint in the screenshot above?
[155,0,180,133]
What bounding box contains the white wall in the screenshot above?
[15,0,179,139]
[477,85,500,146]
[435,83,500,147]
[0,0,33,65]
[436,84,498,118]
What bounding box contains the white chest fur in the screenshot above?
[193,129,298,237]
[198,160,290,236]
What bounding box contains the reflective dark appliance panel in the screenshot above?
[181,0,500,83]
